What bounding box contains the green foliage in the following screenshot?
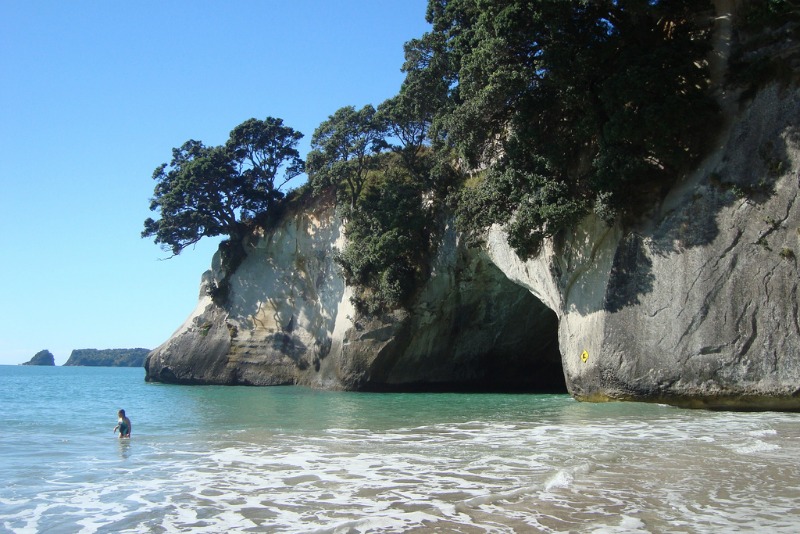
[375,31,454,186]
[143,141,239,256]
[226,117,305,211]
[409,0,720,257]
[457,161,586,259]
[307,105,387,208]
[377,94,432,183]
[337,159,430,314]
[304,0,734,312]
[143,117,303,257]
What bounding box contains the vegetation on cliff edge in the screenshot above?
[143,117,304,258]
[144,0,795,316]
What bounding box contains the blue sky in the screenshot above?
[0,1,430,365]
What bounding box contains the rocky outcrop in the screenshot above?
[146,3,800,408]
[146,198,347,386]
[145,199,564,391]
[64,348,150,367]
[22,349,55,366]
[333,222,563,392]
[486,84,800,409]
[146,86,799,407]
[146,83,800,408]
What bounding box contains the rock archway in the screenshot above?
[345,251,567,393]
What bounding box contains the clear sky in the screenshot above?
[0,0,431,365]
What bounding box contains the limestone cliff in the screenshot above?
[487,84,800,409]
[146,2,800,408]
[145,197,563,391]
[145,82,800,407]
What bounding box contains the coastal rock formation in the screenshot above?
[487,85,800,409]
[146,83,800,408]
[22,349,55,366]
[146,2,800,408]
[64,348,150,367]
[145,200,563,391]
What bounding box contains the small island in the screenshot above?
[22,349,56,366]
[63,348,150,367]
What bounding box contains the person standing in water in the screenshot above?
[114,409,131,438]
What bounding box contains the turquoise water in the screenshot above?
[1,366,800,533]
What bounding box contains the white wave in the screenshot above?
[6,377,800,534]
[748,428,778,437]
[732,439,780,454]
[588,515,649,533]
[544,469,574,491]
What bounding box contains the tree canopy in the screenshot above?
[143,117,304,256]
[226,117,305,211]
[306,105,387,208]
[142,1,728,314]
[411,0,719,257]
[335,156,430,314]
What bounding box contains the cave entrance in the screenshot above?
[375,257,567,394]
[439,266,566,393]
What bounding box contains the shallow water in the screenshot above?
[1,365,799,533]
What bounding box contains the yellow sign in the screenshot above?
[580,350,589,363]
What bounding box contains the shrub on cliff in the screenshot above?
[336,156,431,315]
[456,161,586,259]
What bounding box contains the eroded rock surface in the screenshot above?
[487,85,800,409]
[145,200,563,391]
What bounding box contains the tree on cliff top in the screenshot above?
[306,105,387,209]
[409,0,719,258]
[143,117,304,256]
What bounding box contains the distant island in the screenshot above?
[22,349,56,366]
[64,348,150,367]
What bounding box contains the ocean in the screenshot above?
[1,365,799,533]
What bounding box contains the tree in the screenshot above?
[377,93,430,181]
[424,0,716,175]
[143,117,304,256]
[226,117,305,213]
[414,0,719,256]
[142,141,240,256]
[376,32,452,182]
[336,163,429,314]
[306,105,387,208]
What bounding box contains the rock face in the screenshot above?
[145,200,564,391]
[146,84,800,408]
[145,8,800,409]
[334,223,563,392]
[22,349,55,366]
[486,84,800,409]
[64,348,150,367]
